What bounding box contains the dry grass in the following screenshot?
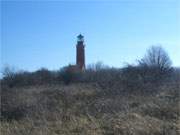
[1,82,180,135]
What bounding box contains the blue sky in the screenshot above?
[1,0,180,72]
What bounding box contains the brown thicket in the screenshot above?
[1,46,179,135]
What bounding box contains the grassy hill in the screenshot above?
[1,80,179,135]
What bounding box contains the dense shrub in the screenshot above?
[1,65,178,94]
[0,46,176,93]
[1,67,62,87]
[60,67,82,85]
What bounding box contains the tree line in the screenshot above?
[1,45,179,93]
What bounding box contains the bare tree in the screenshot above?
[87,62,108,71]
[139,46,172,74]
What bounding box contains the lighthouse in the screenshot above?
[76,34,85,70]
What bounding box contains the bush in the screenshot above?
[1,67,62,87]
[33,68,54,85]
[60,66,83,85]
